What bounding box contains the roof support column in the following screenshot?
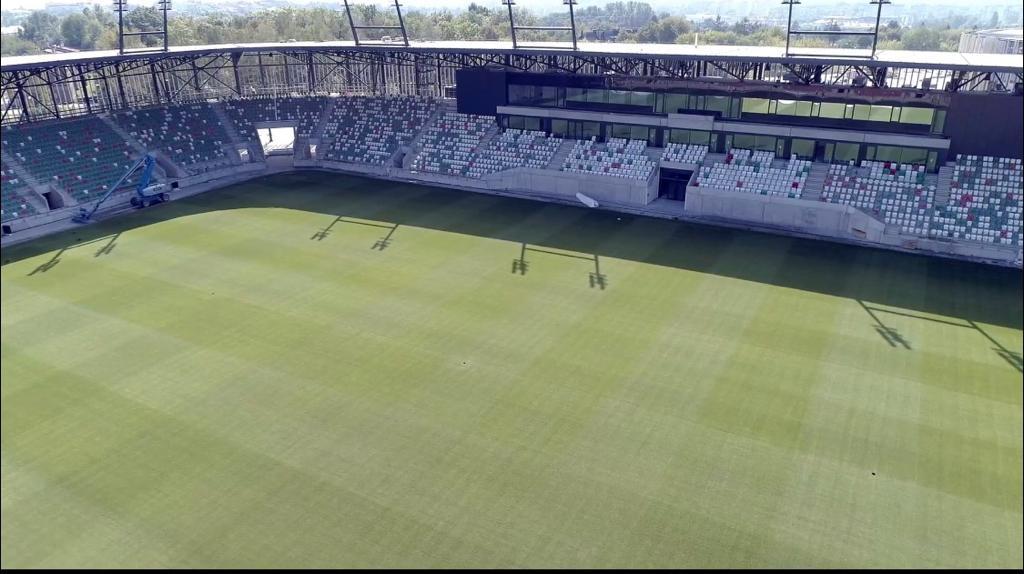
[231,52,242,95]
[99,66,114,113]
[16,74,31,122]
[116,63,128,108]
[45,69,61,119]
[77,64,92,115]
[149,61,162,104]
[307,51,316,94]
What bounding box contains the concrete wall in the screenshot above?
[682,184,1022,264]
[876,231,1022,263]
[482,167,656,207]
[6,158,1020,268]
[2,162,266,236]
[683,184,887,242]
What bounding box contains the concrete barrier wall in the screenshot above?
[2,162,267,235]
[683,184,886,242]
[877,231,1021,262]
[5,159,1019,268]
[681,184,1022,264]
[483,168,654,207]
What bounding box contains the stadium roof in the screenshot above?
[3,40,1023,74]
[964,28,1024,40]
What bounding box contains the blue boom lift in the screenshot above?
[72,153,169,224]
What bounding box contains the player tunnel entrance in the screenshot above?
[659,168,693,202]
[258,126,296,156]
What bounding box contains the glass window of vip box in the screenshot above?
[503,115,542,131]
[552,120,601,140]
[508,85,561,107]
[610,124,655,145]
[659,93,690,114]
[741,98,771,115]
[818,102,847,119]
[826,142,861,164]
[774,100,813,117]
[608,90,630,106]
[790,138,816,159]
[730,134,778,152]
[657,93,739,117]
[668,129,711,146]
[630,91,655,110]
[864,145,936,170]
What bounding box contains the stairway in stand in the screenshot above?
[801,162,830,202]
[98,114,147,154]
[311,96,340,142]
[935,163,954,206]
[545,139,576,170]
[210,102,247,147]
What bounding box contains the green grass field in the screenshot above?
[2,171,1022,568]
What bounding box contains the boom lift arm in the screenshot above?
[73,153,169,223]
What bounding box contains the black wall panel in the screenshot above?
[945,94,1024,158]
[455,67,508,115]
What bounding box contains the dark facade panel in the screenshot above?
[455,67,508,116]
[945,93,1024,158]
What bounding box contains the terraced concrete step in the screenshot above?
[801,162,830,202]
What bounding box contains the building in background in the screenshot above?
[959,28,1024,55]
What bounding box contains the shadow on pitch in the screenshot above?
[25,232,120,275]
[311,215,398,250]
[859,300,1023,372]
[513,243,607,290]
[5,170,1020,333]
[859,300,912,350]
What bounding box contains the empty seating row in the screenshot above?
[459,129,562,178]
[222,95,328,141]
[861,159,927,184]
[661,143,708,165]
[115,103,233,174]
[822,161,936,235]
[878,184,936,236]
[692,151,810,198]
[321,96,436,166]
[931,155,1022,246]
[1,117,139,202]
[561,137,656,181]
[1,158,38,222]
[409,112,494,176]
[724,148,774,167]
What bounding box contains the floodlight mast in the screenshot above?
[342,0,410,47]
[113,0,172,55]
[782,0,800,55]
[783,0,890,58]
[870,0,893,57]
[502,0,579,51]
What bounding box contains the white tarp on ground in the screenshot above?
[576,192,599,208]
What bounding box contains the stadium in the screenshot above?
[1,0,1022,568]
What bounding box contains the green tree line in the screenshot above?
[0,2,985,57]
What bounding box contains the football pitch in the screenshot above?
[2,171,1021,568]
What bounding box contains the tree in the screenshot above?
[1,34,41,56]
[20,11,60,47]
[1,2,996,56]
[60,12,105,49]
[901,27,941,51]
[61,13,90,48]
[620,16,691,44]
[126,6,163,47]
